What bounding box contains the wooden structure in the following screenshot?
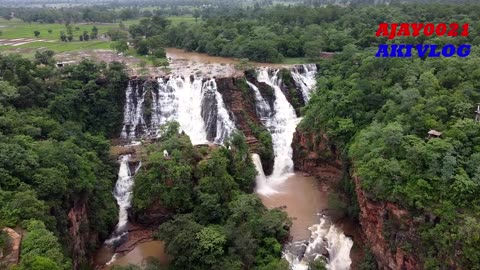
[427,130,442,139]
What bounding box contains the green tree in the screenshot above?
[19,220,69,269]
[34,50,55,66]
[91,26,98,39]
[34,30,40,37]
[111,40,129,54]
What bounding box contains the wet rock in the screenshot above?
[131,202,172,227]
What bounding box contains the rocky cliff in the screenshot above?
[291,127,421,270]
[68,196,103,270]
[353,175,420,270]
[216,76,275,175]
[291,128,342,184]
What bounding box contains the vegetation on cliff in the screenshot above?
[0,52,128,268]
[132,122,291,270]
[301,45,480,269]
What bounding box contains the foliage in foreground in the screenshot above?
[132,123,291,270]
[0,52,129,268]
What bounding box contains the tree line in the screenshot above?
[0,51,129,269]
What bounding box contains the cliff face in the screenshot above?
[291,128,421,270]
[353,175,420,270]
[216,76,275,175]
[132,200,172,227]
[291,128,342,184]
[68,197,96,270]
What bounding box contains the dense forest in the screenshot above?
[1,1,480,270]
[300,36,480,270]
[129,125,291,270]
[0,52,128,269]
[120,3,480,62]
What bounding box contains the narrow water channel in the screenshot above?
[258,173,354,270]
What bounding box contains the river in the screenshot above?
[259,173,329,241]
[94,50,358,269]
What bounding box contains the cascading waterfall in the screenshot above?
[252,153,277,195]
[250,66,352,270]
[291,64,318,103]
[256,68,300,185]
[171,76,208,144]
[150,78,178,137]
[212,82,236,144]
[121,81,147,140]
[246,81,273,122]
[201,79,236,144]
[120,76,235,145]
[105,155,141,246]
[284,216,353,270]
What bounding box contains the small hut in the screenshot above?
[427,130,442,139]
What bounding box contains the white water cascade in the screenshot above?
[252,153,278,195]
[202,79,236,144]
[121,81,147,140]
[250,66,352,270]
[105,155,141,246]
[246,81,273,122]
[120,76,236,145]
[169,76,208,144]
[291,64,318,103]
[256,68,300,189]
[284,216,353,270]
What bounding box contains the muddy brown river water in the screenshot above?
[259,173,329,241]
[107,241,170,268]
[166,48,293,77]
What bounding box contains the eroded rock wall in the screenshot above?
[291,127,421,270]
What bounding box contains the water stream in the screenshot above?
[104,155,140,246]
[256,68,300,184]
[251,67,353,270]
[101,59,353,269]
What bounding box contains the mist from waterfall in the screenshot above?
[284,216,353,270]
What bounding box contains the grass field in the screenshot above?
[0,18,116,40]
[0,16,310,66]
[0,16,196,55]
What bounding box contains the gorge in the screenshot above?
[98,55,356,270]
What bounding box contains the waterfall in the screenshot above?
[172,76,209,144]
[291,64,318,103]
[284,215,353,270]
[105,155,141,246]
[250,66,353,270]
[212,81,236,144]
[120,76,235,145]
[255,68,300,189]
[252,153,277,195]
[150,78,177,137]
[121,81,147,140]
[246,81,273,122]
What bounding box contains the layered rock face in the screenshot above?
[291,128,342,184]
[291,128,421,270]
[216,76,275,175]
[353,175,420,270]
[68,197,102,270]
